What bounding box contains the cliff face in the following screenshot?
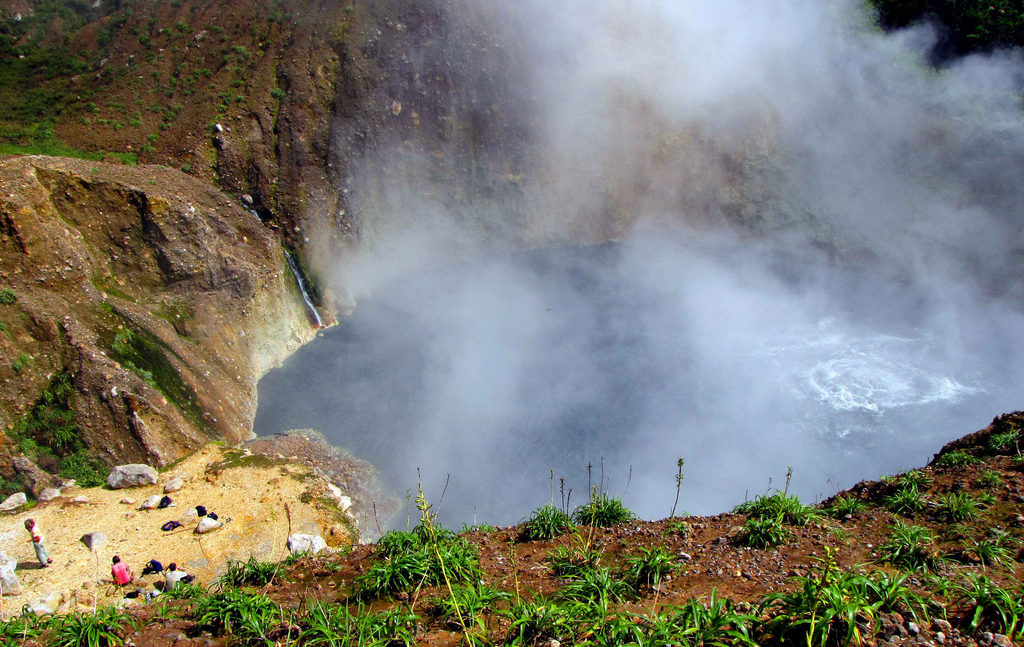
[0,155,314,481]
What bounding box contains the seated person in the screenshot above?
[141,559,163,576]
[111,556,133,586]
[164,563,194,591]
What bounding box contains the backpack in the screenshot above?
[161,520,182,532]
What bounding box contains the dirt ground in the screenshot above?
[0,442,358,616]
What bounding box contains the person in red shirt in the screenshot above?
[111,556,133,586]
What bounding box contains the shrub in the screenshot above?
[883,484,926,516]
[987,429,1020,453]
[933,450,981,469]
[548,543,603,579]
[0,289,17,304]
[760,557,879,647]
[878,521,937,571]
[356,524,481,597]
[571,494,635,527]
[737,514,791,548]
[935,492,979,523]
[733,491,817,526]
[952,574,1024,639]
[430,582,510,632]
[654,591,757,646]
[50,607,136,647]
[194,590,281,640]
[976,470,1003,488]
[219,556,282,588]
[302,600,417,647]
[558,566,633,606]
[519,504,574,541]
[622,546,676,588]
[827,494,867,519]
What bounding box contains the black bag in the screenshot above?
[161,520,182,531]
[158,496,173,509]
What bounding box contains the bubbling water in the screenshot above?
[255,242,1022,528]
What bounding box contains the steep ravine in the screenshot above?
[0,155,317,488]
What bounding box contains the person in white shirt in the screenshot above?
[163,563,193,590]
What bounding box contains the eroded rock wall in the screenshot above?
[0,156,314,474]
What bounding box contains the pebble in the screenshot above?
[935,631,945,644]
[907,621,919,636]
[72,495,89,504]
[120,498,135,505]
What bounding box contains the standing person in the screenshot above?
[24,518,52,568]
[111,556,134,586]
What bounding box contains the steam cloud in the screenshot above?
[257,1,1024,526]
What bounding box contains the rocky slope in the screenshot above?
[0,155,316,489]
[4,412,1022,647]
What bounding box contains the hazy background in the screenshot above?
[257,0,1024,527]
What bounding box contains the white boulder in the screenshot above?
[0,551,21,595]
[38,488,61,502]
[140,495,162,510]
[286,534,328,555]
[107,464,158,489]
[163,477,183,493]
[0,492,26,512]
[194,517,223,534]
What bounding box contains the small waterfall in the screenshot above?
[285,252,325,329]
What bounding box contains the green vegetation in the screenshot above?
[547,542,603,579]
[737,513,792,548]
[571,493,635,527]
[303,599,417,647]
[884,483,927,515]
[194,589,281,642]
[935,491,979,522]
[622,546,676,588]
[826,494,868,519]
[987,428,1020,453]
[11,371,109,487]
[933,449,981,469]
[952,573,1024,638]
[869,0,1024,56]
[733,491,818,526]
[879,520,938,571]
[50,607,136,647]
[0,288,17,304]
[219,556,283,588]
[519,504,574,541]
[356,523,482,598]
[108,324,208,431]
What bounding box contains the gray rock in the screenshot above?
[120,498,135,505]
[287,534,328,555]
[25,590,62,615]
[0,492,27,511]
[12,456,56,496]
[194,517,223,534]
[0,551,21,595]
[72,495,89,504]
[907,621,919,636]
[80,532,108,552]
[992,635,1012,647]
[935,631,946,644]
[107,464,158,489]
[163,477,183,493]
[38,488,61,502]
[140,494,162,510]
